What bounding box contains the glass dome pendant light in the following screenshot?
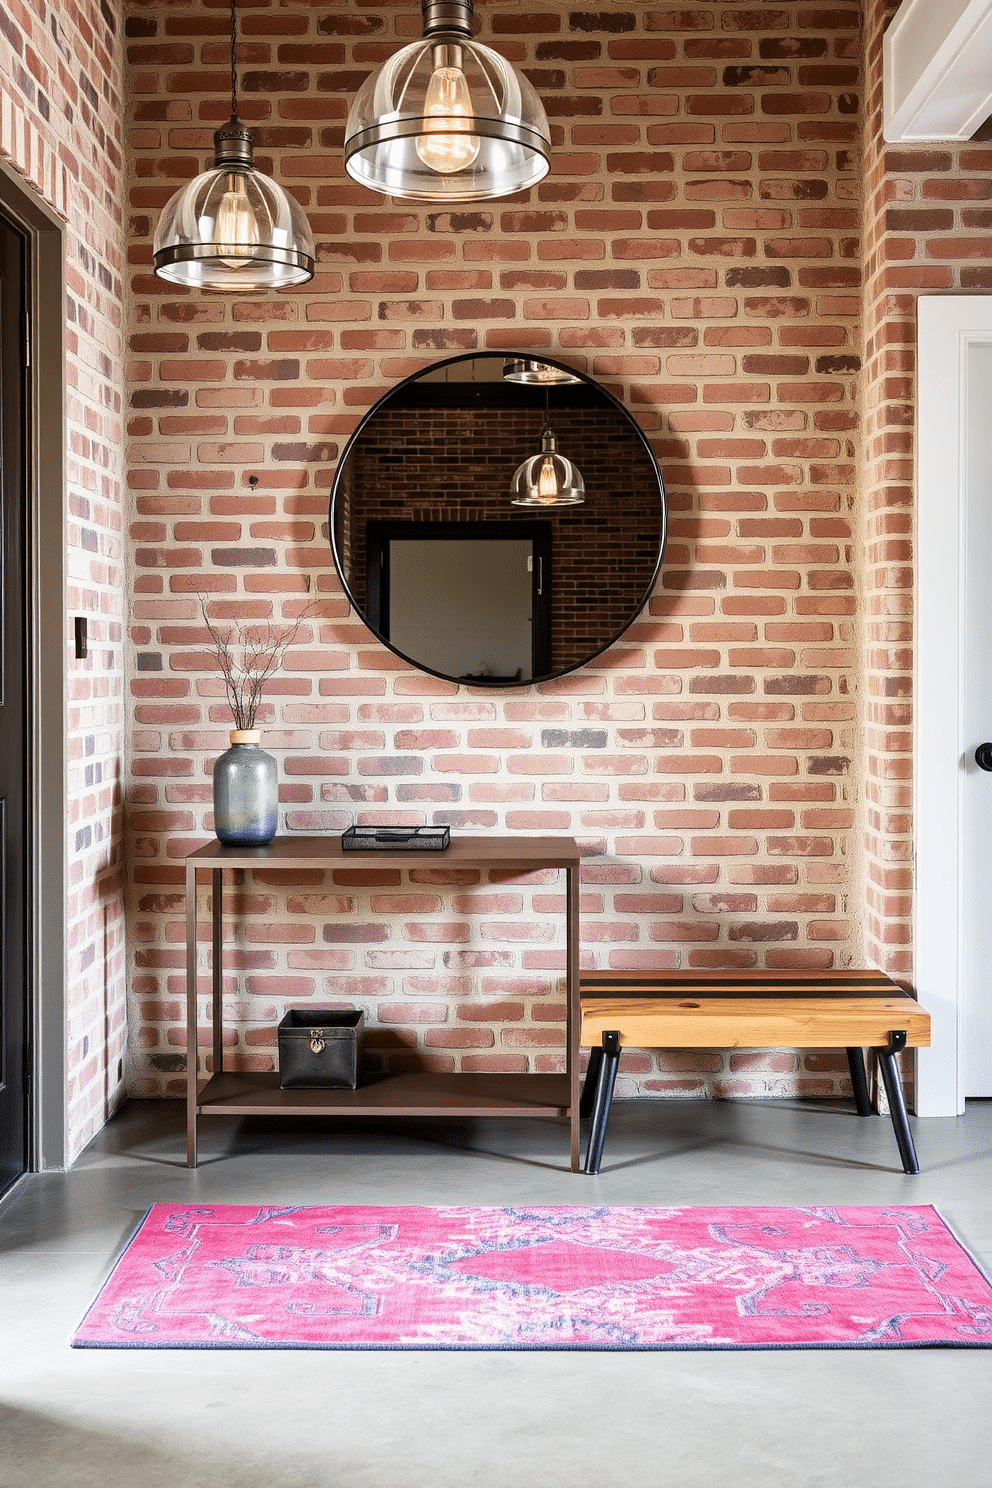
[503,359,582,386]
[510,387,586,508]
[152,0,315,291]
[344,0,551,203]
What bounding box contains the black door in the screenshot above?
[0,211,30,1197]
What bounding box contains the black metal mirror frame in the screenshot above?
[327,350,668,688]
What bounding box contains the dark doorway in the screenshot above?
[0,209,30,1197]
[366,519,553,683]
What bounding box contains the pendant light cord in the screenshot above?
[230,0,239,118]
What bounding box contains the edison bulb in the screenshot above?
[213,174,259,268]
[415,65,480,175]
[538,457,559,500]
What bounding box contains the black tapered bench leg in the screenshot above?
[877,1030,920,1175]
[846,1047,872,1117]
[584,1030,621,1175]
[580,1045,604,1118]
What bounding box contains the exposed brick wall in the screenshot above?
[860,0,992,981]
[126,0,866,1102]
[1,3,128,1159]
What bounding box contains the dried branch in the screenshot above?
[198,597,317,731]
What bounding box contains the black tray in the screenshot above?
[341,825,451,852]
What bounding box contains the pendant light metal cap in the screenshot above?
[344,13,551,202]
[421,0,473,36]
[212,113,255,168]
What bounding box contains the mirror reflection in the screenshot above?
[329,352,667,686]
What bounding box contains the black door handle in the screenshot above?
[976,744,992,771]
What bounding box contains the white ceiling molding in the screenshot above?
[884,0,992,141]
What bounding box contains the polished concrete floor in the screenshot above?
[1,1095,990,1488]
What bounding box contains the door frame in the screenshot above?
[0,158,68,1179]
[914,295,992,1118]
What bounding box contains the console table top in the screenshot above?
[186,833,581,870]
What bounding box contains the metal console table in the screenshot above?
[185,834,582,1169]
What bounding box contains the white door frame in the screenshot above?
[915,295,992,1117]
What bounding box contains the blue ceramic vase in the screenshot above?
[213,730,278,846]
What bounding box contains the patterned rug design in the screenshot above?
[71,1204,992,1351]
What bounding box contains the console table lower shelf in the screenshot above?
[195,1070,571,1119]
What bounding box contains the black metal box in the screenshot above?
[277,1010,365,1089]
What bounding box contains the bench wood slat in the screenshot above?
[582,987,903,1001]
[580,995,931,1050]
[581,972,899,995]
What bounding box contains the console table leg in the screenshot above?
[186,860,198,1169]
[212,868,223,1077]
[566,861,581,1172]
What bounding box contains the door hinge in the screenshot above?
[23,310,31,369]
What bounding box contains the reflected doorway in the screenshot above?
[366,519,552,683]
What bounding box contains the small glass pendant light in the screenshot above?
[344,0,551,203]
[510,388,585,508]
[503,359,582,386]
[153,0,315,291]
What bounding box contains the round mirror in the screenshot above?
[328,351,667,687]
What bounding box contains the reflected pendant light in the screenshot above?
[153,0,315,291]
[344,0,551,203]
[503,359,582,386]
[510,388,585,508]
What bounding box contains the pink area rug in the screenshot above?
[71,1203,992,1351]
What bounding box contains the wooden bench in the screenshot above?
[579,969,931,1176]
